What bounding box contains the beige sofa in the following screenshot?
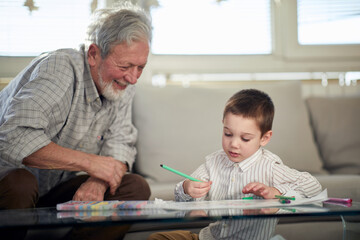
[133,80,360,202]
[126,80,360,240]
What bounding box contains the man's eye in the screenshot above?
[119,66,129,70]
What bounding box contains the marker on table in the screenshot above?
[242,197,253,200]
[275,195,296,201]
[279,199,291,204]
[325,198,352,204]
[160,164,203,182]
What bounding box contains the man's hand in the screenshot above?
[242,182,281,199]
[73,177,108,201]
[86,156,128,195]
[183,179,212,199]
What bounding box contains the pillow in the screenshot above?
[133,81,326,183]
[306,96,360,174]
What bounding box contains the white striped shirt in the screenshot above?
[175,148,322,201]
[0,45,137,196]
[199,217,278,240]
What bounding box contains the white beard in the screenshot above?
[98,73,125,101]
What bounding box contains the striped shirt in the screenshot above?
[175,148,322,201]
[199,217,278,240]
[0,45,137,196]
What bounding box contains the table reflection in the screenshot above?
[199,218,278,240]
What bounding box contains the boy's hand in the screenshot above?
[183,179,212,198]
[242,182,280,199]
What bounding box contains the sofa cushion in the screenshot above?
[315,174,360,201]
[306,96,360,174]
[133,81,325,187]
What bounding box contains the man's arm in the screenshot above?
[23,142,127,195]
[73,177,109,201]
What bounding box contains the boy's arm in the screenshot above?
[273,163,322,198]
[174,180,194,202]
[174,164,210,201]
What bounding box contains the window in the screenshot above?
[148,0,360,78]
[297,0,360,45]
[151,0,271,55]
[0,0,105,56]
[0,0,359,79]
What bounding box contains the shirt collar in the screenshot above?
[81,45,101,104]
[238,147,263,172]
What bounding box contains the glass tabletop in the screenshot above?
[0,201,359,229]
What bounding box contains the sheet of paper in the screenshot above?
[56,189,328,211]
[145,189,328,210]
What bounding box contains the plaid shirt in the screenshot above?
[0,45,137,196]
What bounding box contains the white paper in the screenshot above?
[146,189,328,210]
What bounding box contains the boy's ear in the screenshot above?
[260,130,272,147]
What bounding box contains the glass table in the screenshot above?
[0,201,359,240]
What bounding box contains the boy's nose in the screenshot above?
[231,139,240,148]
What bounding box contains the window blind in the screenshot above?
[0,0,104,56]
[151,0,272,55]
[297,0,360,45]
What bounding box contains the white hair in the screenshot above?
[86,1,152,58]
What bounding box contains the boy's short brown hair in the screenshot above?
[223,89,274,136]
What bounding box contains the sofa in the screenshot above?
[126,80,360,240]
[133,80,360,201]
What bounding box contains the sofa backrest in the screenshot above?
[306,96,360,174]
[133,81,326,183]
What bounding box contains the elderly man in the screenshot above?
[0,3,152,210]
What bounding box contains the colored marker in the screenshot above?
[281,208,296,213]
[279,199,291,204]
[242,197,253,200]
[275,195,295,200]
[160,164,203,182]
[325,198,352,204]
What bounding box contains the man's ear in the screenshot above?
[260,130,272,147]
[87,44,101,67]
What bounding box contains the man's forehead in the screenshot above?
[108,42,149,63]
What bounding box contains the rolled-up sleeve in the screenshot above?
[0,69,73,167]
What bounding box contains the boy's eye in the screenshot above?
[224,133,232,137]
[241,137,250,142]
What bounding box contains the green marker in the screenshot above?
[242,197,253,200]
[275,195,296,200]
[160,164,203,182]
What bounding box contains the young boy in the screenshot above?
[175,88,322,202]
[148,89,322,240]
